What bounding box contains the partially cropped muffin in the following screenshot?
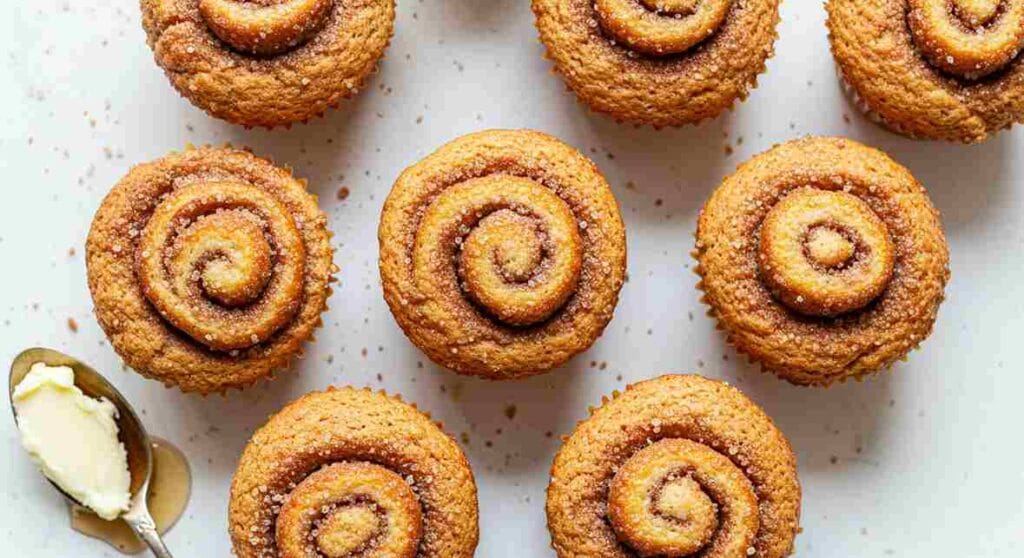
[548,374,801,558]
[695,137,949,386]
[378,129,627,380]
[532,0,782,127]
[828,0,1024,142]
[229,386,478,558]
[140,0,395,127]
[87,147,335,393]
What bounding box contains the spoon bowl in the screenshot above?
[8,347,173,558]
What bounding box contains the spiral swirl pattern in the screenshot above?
[828,0,1024,142]
[695,137,949,385]
[758,188,895,317]
[532,0,781,126]
[595,0,732,56]
[276,462,422,558]
[140,0,395,127]
[86,147,334,393]
[379,130,626,379]
[907,0,1024,79]
[198,0,334,56]
[137,181,307,351]
[547,375,801,558]
[229,387,479,558]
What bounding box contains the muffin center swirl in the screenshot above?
[907,0,1024,78]
[594,0,733,56]
[413,175,583,327]
[136,181,307,351]
[607,438,758,557]
[650,474,719,550]
[315,504,382,558]
[804,225,855,269]
[758,188,895,317]
[275,462,423,558]
[199,0,335,55]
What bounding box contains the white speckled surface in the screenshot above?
[2,1,1022,556]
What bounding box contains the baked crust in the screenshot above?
[827,0,1024,142]
[86,146,335,393]
[229,387,479,558]
[378,129,627,379]
[695,137,949,386]
[546,374,801,558]
[531,0,781,127]
[140,0,395,127]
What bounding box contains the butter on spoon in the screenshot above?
[9,348,174,558]
[13,362,131,520]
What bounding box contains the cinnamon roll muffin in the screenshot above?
[695,137,949,386]
[531,0,782,127]
[86,147,335,393]
[229,387,478,558]
[547,374,801,558]
[140,0,396,127]
[828,0,1024,142]
[378,129,627,380]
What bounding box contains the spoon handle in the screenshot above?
[124,506,174,558]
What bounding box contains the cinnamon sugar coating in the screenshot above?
[531,0,781,127]
[378,130,627,380]
[828,0,1024,142]
[547,374,801,558]
[140,0,395,127]
[695,137,949,386]
[229,387,479,558]
[86,147,335,393]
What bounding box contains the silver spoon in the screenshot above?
[8,347,174,558]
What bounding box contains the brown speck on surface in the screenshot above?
[361,347,368,357]
[336,186,350,200]
[504,404,517,420]
[68,247,76,257]
[724,144,734,156]
[67,318,78,333]
[654,198,663,207]
[830,455,839,465]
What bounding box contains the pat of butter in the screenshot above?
[13,362,132,520]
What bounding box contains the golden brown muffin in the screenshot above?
[547,374,801,558]
[86,146,335,393]
[229,387,479,558]
[695,137,949,386]
[140,0,395,128]
[378,129,627,380]
[531,0,781,127]
[827,0,1024,143]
